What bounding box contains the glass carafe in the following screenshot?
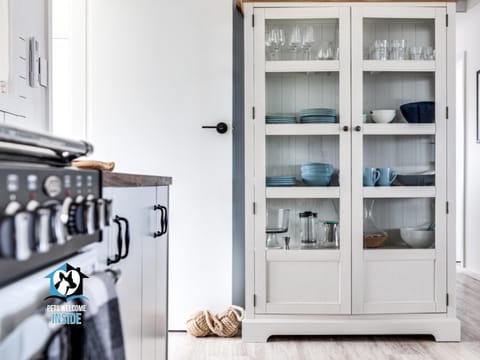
[266,208,290,248]
[363,200,388,248]
[299,211,317,247]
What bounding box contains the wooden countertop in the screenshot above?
[103,172,172,187]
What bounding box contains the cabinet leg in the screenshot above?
[432,320,461,342]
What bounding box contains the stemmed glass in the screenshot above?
[302,25,315,60]
[289,25,302,60]
[266,29,285,60]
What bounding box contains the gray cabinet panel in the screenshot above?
[155,186,169,360]
[102,185,169,360]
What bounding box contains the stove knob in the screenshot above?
[14,210,35,261]
[36,207,51,253]
[0,216,14,258]
[85,195,98,235]
[104,199,113,226]
[43,175,62,197]
[50,203,67,245]
[67,195,86,235]
[0,201,21,258]
[97,199,106,229]
[25,200,40,251]
[60,196,73,225]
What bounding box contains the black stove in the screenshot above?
[0,125,111,287]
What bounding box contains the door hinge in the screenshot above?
[446,14,448,27]
[446,106,449,119]
[252,106,256,120]
[253,294,257,307]
[253,202,257,215]
[252,14,255,27]
[446,201,449,214]
[446,293,449,306]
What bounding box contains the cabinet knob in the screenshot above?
[342,126,349,132]
[354,125,362,132]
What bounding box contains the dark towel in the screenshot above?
[79,271,125,360]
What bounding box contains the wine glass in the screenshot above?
[267,29,285,60]
[289,25,302,60]
[302,25,315,60]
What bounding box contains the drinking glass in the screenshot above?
[390,39,406,60]
[423,46,434,60]
[409,46,423,60]
[302,25,315,60]
[373,40,388,60]
[318,41,333,60]
[289,25,302,60]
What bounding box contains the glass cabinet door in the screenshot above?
[351,6,447,314]
[253,7,351,314]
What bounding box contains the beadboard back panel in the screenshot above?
[266,72,339,115]
[363,72,435,120]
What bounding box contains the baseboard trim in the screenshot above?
[461,268,480,281]
[242,318,461,343]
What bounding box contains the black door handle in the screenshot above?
[107,218,122,265]
[116,216,130,260]
[202,122,228,134]
[153,205,168,238]
[354,125,362,132]
[342,126,349,132]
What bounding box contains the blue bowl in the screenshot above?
[400,102,435,123]
[302,175,332,186]
[301,170,334,177]
[301,162,333,168]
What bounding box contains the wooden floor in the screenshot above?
[169,272,480,360]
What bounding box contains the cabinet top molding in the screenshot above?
[237,1,455,14]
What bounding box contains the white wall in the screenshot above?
[457,3,480,278]
[51,0,87,140]
[86,0,233,330]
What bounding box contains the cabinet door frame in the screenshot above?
[351,6,448,314]
[252,6,351,315]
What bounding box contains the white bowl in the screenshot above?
[400,227,434,248]
[370,109,396,123]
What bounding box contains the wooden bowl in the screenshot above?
[363,234,388,248]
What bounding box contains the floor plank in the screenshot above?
[169,272,480,360]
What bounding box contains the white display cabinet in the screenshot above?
[243,2,459,342]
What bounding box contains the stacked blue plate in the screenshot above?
[301,163,334,186]
[300,108,337,124]
[266,176,297,187]
[266,115,297,124]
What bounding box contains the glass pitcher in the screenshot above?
[266,208,290,248]
[363,200,388,248]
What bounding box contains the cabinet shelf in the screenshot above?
[266,186,340,199]
[362,123,435,135]
[266,60,340,73]
[363,249,435,260]
[363,186,436,198]
[363,60,435,72]
[266,123,340,136]
[266,249,340,261]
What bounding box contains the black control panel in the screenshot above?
[0,164,111,287]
